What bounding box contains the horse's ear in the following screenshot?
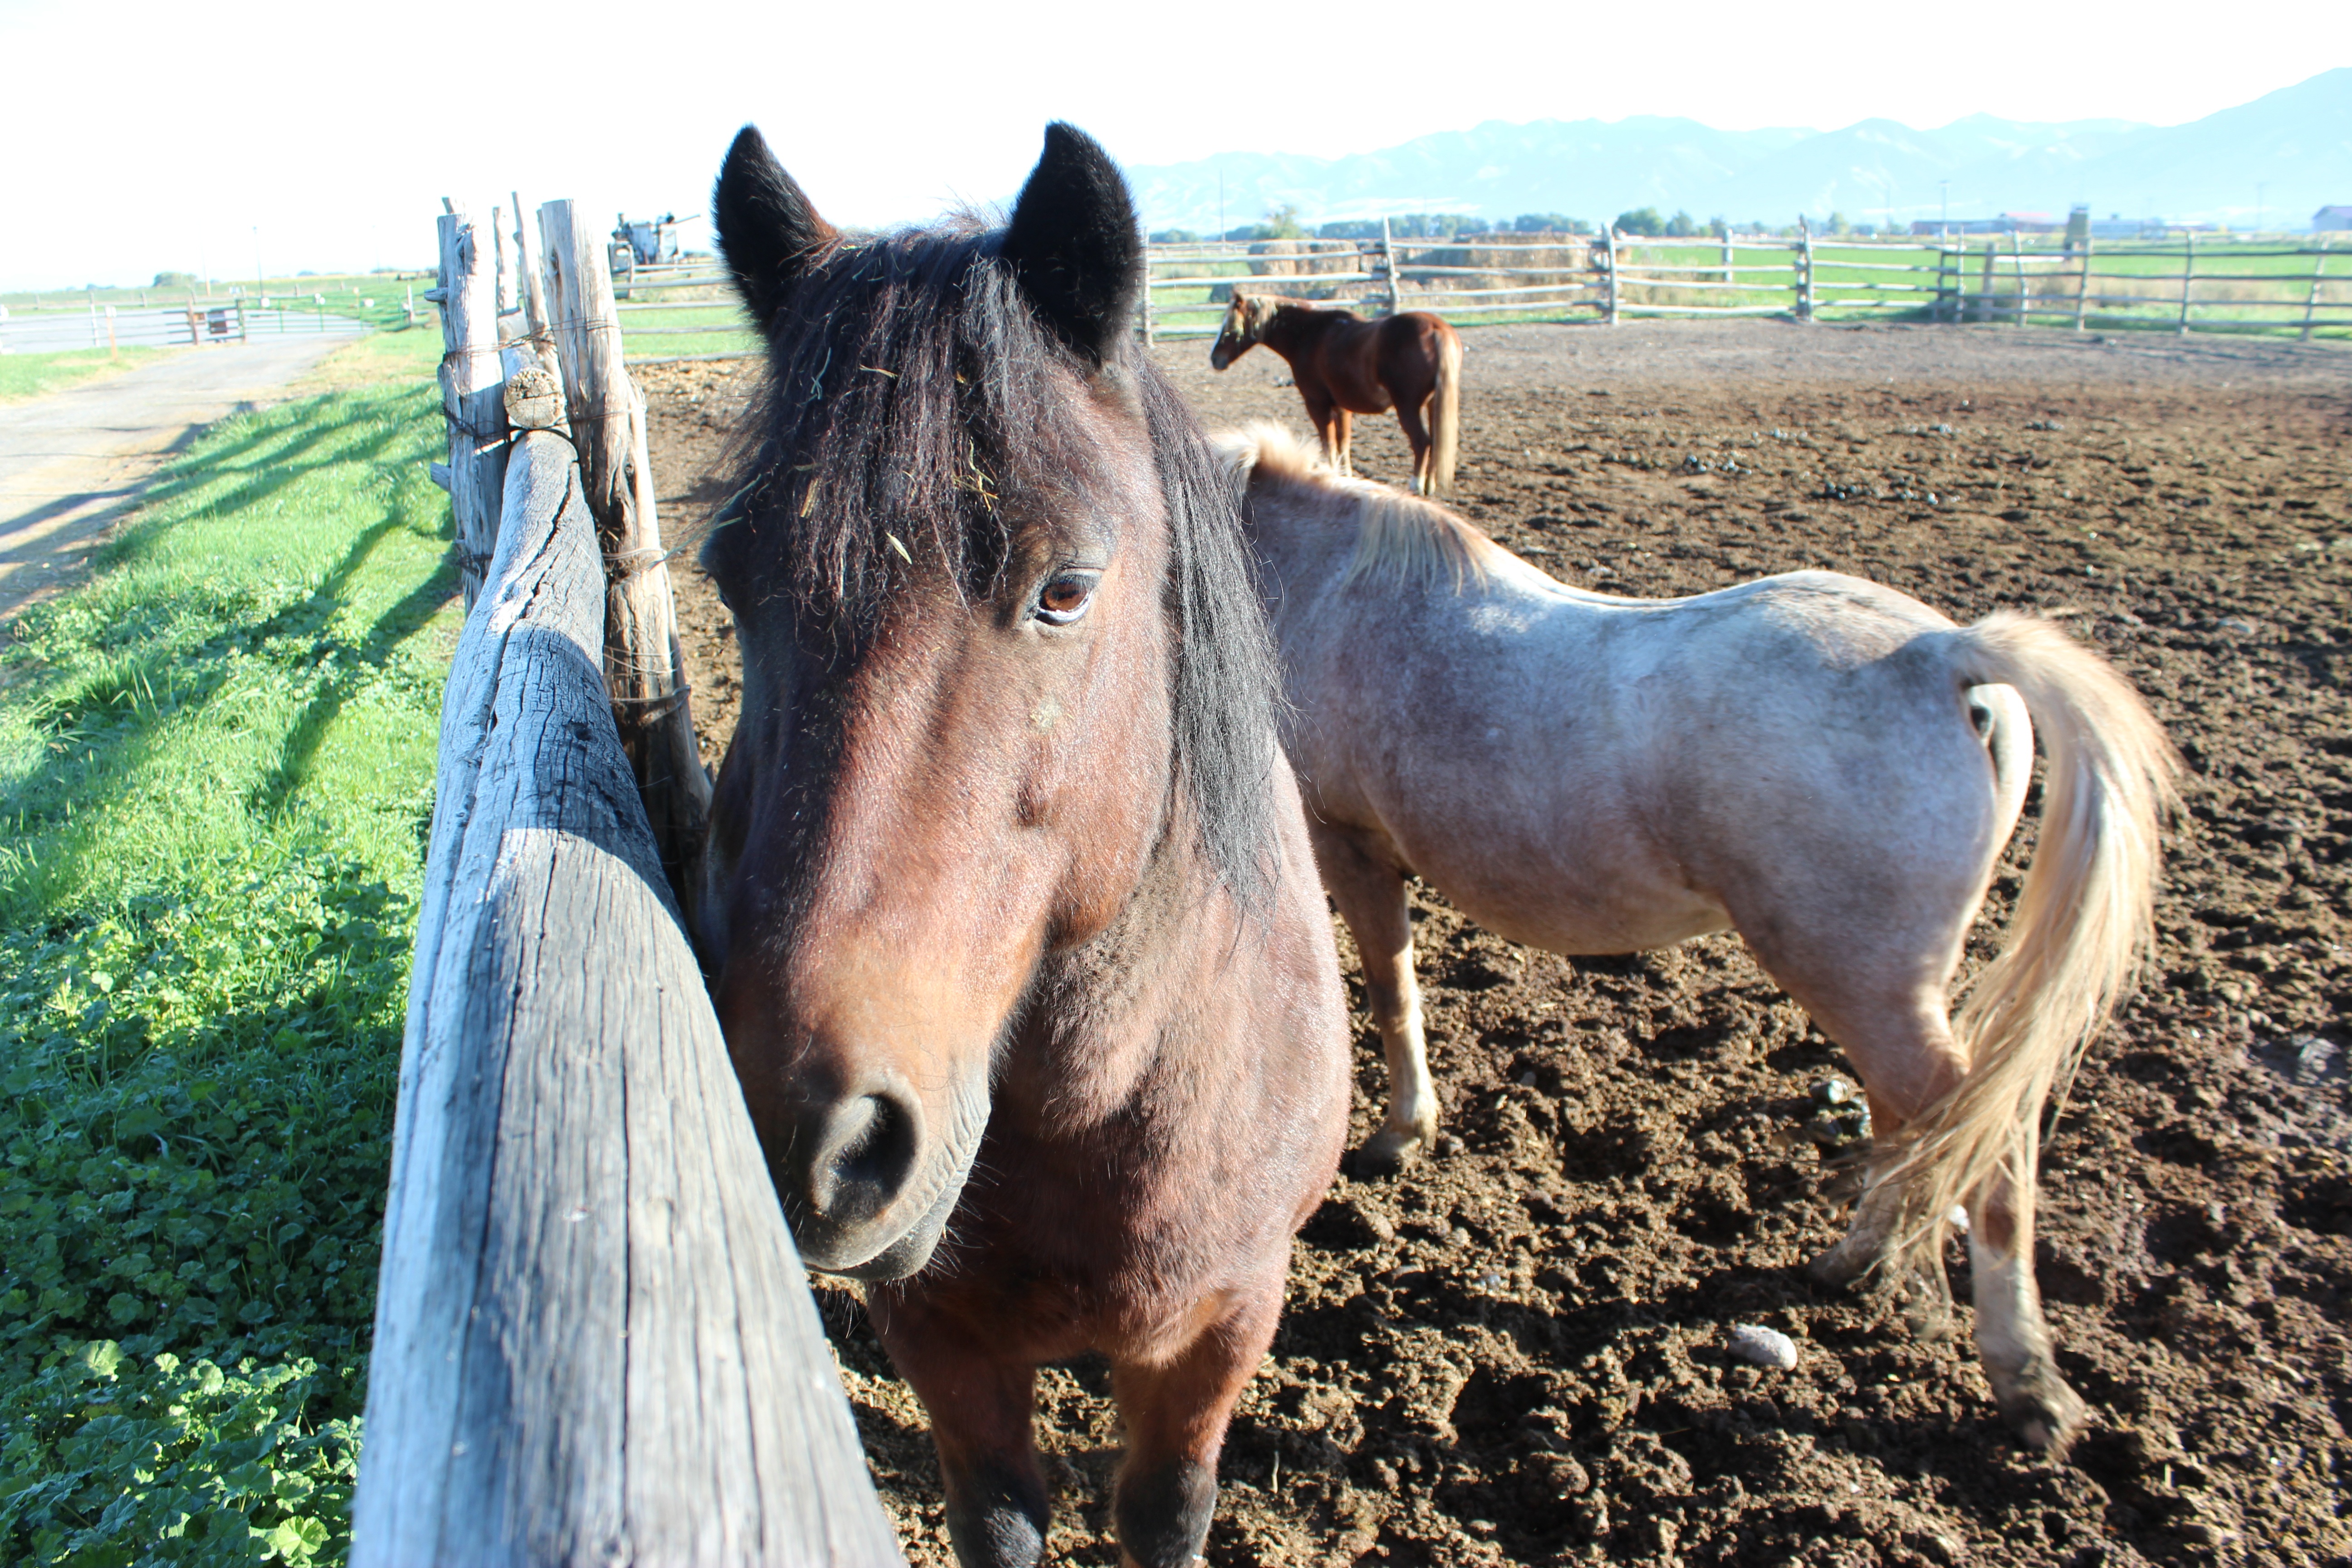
[714,125,836,332]
[1002,123,1143,367]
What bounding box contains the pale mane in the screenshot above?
[1215,422,1490,592]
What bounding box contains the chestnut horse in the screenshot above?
[1221,424,2178,1454]
[699,132,1349,1567]
[1209,294,1462,495]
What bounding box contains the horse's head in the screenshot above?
[700,124,1276,1280]
[1208,294,1270,371]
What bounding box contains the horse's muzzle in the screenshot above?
[780,1072,971,1279]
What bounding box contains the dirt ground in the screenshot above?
[637,319,2352,1568]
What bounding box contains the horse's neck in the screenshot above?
[999,822,1251,1136]
[1242,484,1355,602]
[1258,304,1326,363]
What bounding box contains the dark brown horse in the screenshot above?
[699,124,1351,1568]
[1208,293,1462,494]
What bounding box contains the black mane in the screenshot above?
[704,222,1283,904]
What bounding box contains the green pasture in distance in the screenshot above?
[0,346,176,406]
[1,274,426,333]
[0,326,457,1565]
[613,299,760,361]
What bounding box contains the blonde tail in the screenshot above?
[1427,329,1461,496]
[1882,612,2180,1272]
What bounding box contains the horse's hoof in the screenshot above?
[1999,1371,2090,1456]
[1805,1238,1873,1291]
[1357,1127,1427,1176]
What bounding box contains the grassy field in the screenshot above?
[0,324,451,1565]
[0,347,177,405]
[611,290,761,362]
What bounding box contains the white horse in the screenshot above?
[1222,423,2177,1453]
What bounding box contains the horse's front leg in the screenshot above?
[1968,1170,2088,1453]
[1331,407,1354,478]
[1309,823,1436,1172]
[882,1324,1049,1568]
[1109,1293,1281,1568]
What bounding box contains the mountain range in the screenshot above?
[1124,69,2352,233]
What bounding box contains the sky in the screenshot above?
[2,0,2346,291]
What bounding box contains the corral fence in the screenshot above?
[349,196,902,1564]
[0,296,367,354]
[1139,223,2351,342]
[447,219,2350,383]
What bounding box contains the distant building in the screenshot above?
[2317,206,2352,232]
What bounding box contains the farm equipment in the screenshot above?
[609,212,696,273]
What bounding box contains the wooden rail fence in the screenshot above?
[352,198,902,1566]
[1138,225,2350,341]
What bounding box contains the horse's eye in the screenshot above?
[1035,571,1098,626]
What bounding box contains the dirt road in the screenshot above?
[0,338,352,622]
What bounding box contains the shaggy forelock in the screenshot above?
[708,220,1284,905]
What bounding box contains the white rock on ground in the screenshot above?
[1727,1324,1800,1370]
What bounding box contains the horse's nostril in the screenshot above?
[804,1089,922,1228]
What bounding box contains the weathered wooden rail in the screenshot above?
[353,201,902,1567]
[1141,225,2351,340]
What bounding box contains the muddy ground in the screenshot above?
[638,320,2352,1567]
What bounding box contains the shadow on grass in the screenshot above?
[2,390,455,917]
[251,541,457,814]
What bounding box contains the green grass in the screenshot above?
[0,332,456,1565]
[0,348,176,406]
[612,294,760,362]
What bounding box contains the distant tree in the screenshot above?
[152,270,198,288]
[1664,210,1700,237]
[1708,216,1730,239]
[1149,228,1199,244]
[1264,204,1308,240]
[1614,206,1666,236]
[1511,212,1591,235]
[1827,211,1853,235]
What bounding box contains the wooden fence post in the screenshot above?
[2300,239,2327,341]
[2009,231,2028,325]
[1721,226,1734,284]
[538,199,712,906]
[352,400,903,1567]
[2074,236,2093,330]
[2177,232,2196,335]
[491,205,510,323]
[1382,217,1402,318]
[1797,220,1814,321]
[436,207,509,613]
[1603,226,1620,324]
[510,191,553,346]
[1977,241,1996,323]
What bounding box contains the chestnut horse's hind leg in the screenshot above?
[1308,823,1436,1173]
[1394,395,1433,495]
[894,1348,1050,1568]
[1110,1294,1281,1568]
